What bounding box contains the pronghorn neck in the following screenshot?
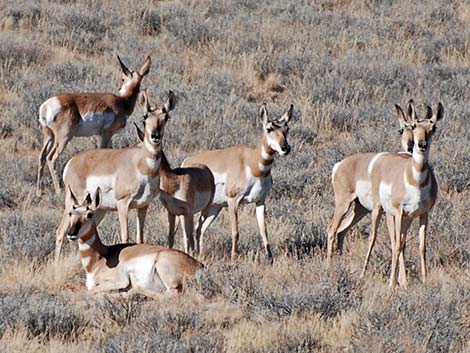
[77,224,108,273]
[251,136,276,178]
[141,137,162,174]
[119,80,141,115]
[159,151,173,177]
[406,148,430,186]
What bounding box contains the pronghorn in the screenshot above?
[55,91,175,261]
[64,187,203,295]
[183,103,293,260]
[327,101,416,278]
[133,125,215,255]
[369,102,443,288]
[36,55,152,196]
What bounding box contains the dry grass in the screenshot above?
[0,0,469,352]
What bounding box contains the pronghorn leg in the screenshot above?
[36,127,54,196]
[386,214,406,283]
[55,210,69,263]
[196,205,223,257]
[390,212,402,288]
[418,213,429,284]
[336,201,369,254]
[361,205,383,277]
[181,214,195,254]
[47,133,71,195]
[255,201,272,260]
[228,198,240,261]
[100,131,113,148]
[117,199,131,243]
[397,218,411,289]
[136,206,148,244]
[167,212,176,248]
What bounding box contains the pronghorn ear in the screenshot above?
[278,104,294,125]
[139,55,152,76]
[84,192,93,207]
[425,105,433,120]
[138,90,151,113]
[68,185,79,206]
[134,122,145,142]
[407,99,418,122]
[117,55,131,76]
[258,104,268,129]
[431,103,444,123]
[91,187,102,210]
[163,90,176,113]
[395,104,409,129]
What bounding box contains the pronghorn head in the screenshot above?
[65,187,102,241]
[400,100,444,154]
[135,90,176,146]
[117,55,152,96]
[259,103,293,156]
[395,100,416,153]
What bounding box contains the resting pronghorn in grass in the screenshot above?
[183,104,293,260]
[65,187,203,295]
[327,101,416,277]
[133,126,215,255]
[36,55,152,196]
[369,102,443,288]
[55,91,175,261]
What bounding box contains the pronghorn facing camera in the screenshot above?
[36,55,152,196]
[327,101,416,277]
[133,125,215,255]
[55,91,175,261]
[183,103,293,260]
[65,187,203,295]
[369,101,443,288]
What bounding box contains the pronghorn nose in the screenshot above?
[151,133,161,141]
[418,141,428,151]
[283,144,291,155]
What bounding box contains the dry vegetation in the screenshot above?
[0,0,469,352]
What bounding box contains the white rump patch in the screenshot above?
[39,97,62,127]
[331,160,342,180]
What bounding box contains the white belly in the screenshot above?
[356,180,373,211]
[76,112,116,136]
[211,171,229,206]
[39,97,62,127]
[379,181,397,216]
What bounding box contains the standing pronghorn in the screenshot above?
[369,102,443,288]
[55,91,175,261]
[327,101,416,278]
[133,124,215,255]
[36,55,152,196]
[183,103,293,260]
[64,187,203,295]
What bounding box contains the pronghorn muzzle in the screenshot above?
[67,222,81,240]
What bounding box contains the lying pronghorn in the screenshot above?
[327,101,415,278]
[369,102,443,288]
[55,91,175,261]
[133,125,215,255]
[183,103,293,260]
[64,187,203,295]
[36,55,152,196]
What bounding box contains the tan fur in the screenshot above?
[183,104,293,260]
[54,92,175,262]
[36,56,151,196]
[327,102,416,279]
[65,189,202,295]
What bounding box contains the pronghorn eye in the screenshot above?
[398,128,404,135]
[68,212,72,217]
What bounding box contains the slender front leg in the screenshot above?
[167,212,176,248]
[361,204,383,277]
[386,214,406,284]
[181,214,195,254]
[136,206,148,244]
[389,211,403,288]
[227,198,239,261]
[117,199,130,243]
[255,201,272,260]
[196,205,223,257]
[55,210,69,263]
[418,212,429,284]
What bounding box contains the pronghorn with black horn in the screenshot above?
[183,103,293,260]
[368,101,443,288]
[327,101,416,278]
[133,124,215,255]
[55,90,175,262]
[64,187,203,295]
[36,55,152,196]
